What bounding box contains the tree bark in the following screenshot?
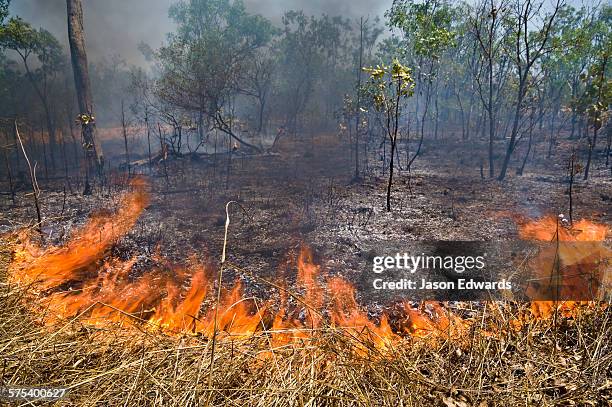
[66,0,104,173]
[121,100,129,174]
[498,80,526,180]
[354,16,364,181]
[517,112,534,176]
[387,138,395,211]
[583,126,598,181]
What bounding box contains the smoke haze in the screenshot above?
[9,0,391,65]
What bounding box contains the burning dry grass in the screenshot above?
[1,180,611,405]
[0,263,610,406]
[6,179,465,345]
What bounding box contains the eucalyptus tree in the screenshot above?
[0,1,20,123]
[0,17,65,171]
[515,84,541,175]
[496,0,564,180]
[387,0,456,169]
[446,4,480,142]
[363,60,415,211]
[549,5,594,141]
[129,67,156,166]
[240,50,275,137]
[317,15,353,120]
[470,0,511,178]
[537,7,583,160]
[337,17,384,179]
[156,0,274,152]
[275,11,326,135]
[579,45,610,180]
[67,0,104,188]
[564,4,611,179]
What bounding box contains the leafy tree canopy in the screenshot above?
[387,0,456,59]
[158,0,275,113]
[363,59,415,113]
[0,16,64,70]
[0,0,9,25]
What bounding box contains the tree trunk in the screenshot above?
[2,145,15,205]
[257,99,266,135]
[498,80,526,181]
[487,59,495,178]
[146,112,152,170]
[605,127,611,167]
[20,57,57,173]
[567,152,576,224]
[583,126,598,181]
[517,115,534,176]
[433,83,439,140]
[40,128,49,182]
[466,92,474,140]
[121,100,129,174]
[42,103,57,172]
[387,138,395,212]
[66,0,104,174]
[354,17,364,181]
[407,77,431,170]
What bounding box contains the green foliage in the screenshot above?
[386,0,456,59]
[169,0,275,49]
[278,11,326,86]
[278,12,350,93]
[154,0,281,147]
[0,17,39,55]
[0,0,9,26]
[0,17,64,72]
[375,36,404,64]
[158,0,275,114]
[0,15,65,128]
[363,59,414,115]
[558,4,612,128]
[579,51,611,129]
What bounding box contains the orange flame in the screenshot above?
[11,177,149,290]
[327,276,399,351]
[9,179,450,351]
[518,215,610,319]
[296,247,324,330]
[519,216,609,242]
[19,180,607,351]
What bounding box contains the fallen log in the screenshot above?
[125,150,281,169]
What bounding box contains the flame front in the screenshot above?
[9,180,454,350]
[10,183,605,348]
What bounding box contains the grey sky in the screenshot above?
[9,0,392,65]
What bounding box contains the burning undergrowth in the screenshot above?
[7,178,610,350]
[516,215,611,319]
[2,178,611,405]
[8,178,467,347]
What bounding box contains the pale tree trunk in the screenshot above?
[354,17,364,181]
[66,0,104,185]
[583,126,598,181]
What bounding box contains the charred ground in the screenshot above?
[2,130,610,302]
